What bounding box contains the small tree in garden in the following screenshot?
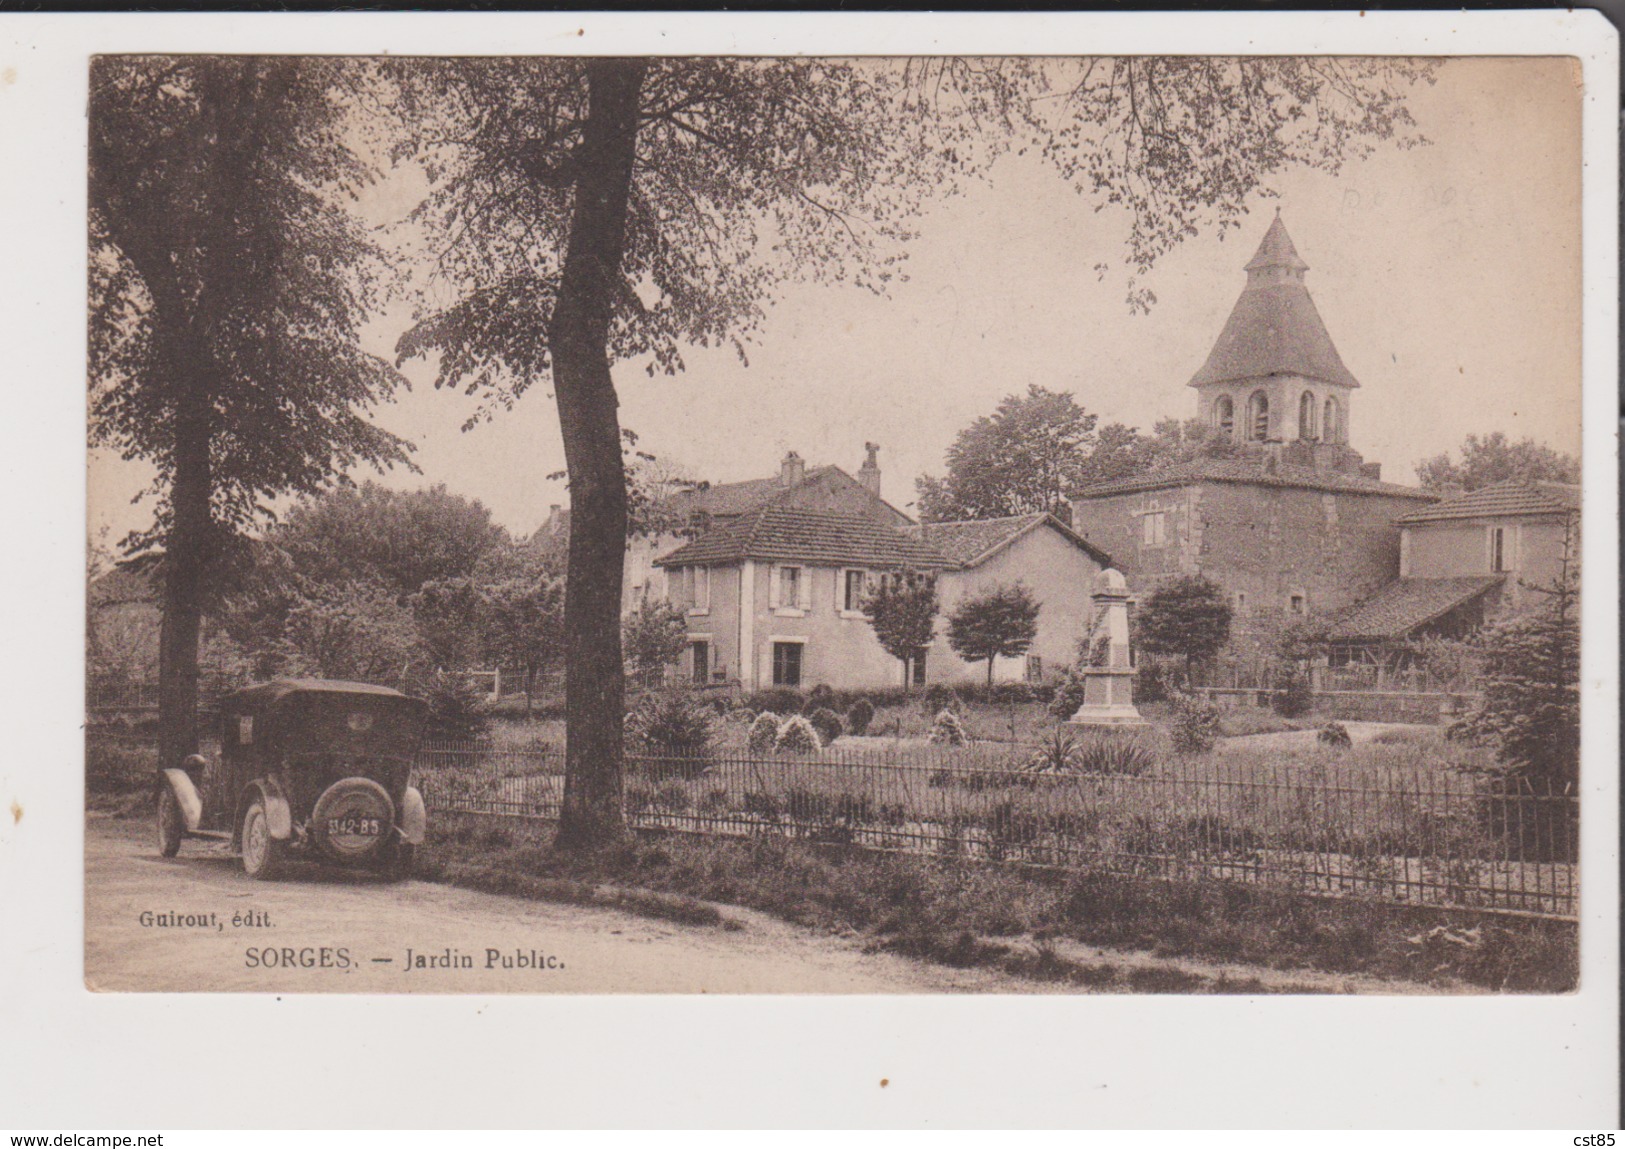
[1134,575,1233,676]
[863,569,940,690]
[846,698,876,736]
[1456,514,1581,789]
[481,576,567,716]
[807,707,845,747]
[622,602,689,688]
[946,583,1042,686]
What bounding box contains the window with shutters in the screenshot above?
[1489,527,1507,573]
[1142,511,1167,548]
[839,568,870,617]
[771,565,806,615]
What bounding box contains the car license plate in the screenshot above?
[328,816,382,837]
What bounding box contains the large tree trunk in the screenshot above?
[550,59,647,851]
[157,360,212,770]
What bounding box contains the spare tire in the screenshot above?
[310,777,395,861]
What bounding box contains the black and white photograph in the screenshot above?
[80,48,1593,996]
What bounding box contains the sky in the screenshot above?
[87,56,1583,545]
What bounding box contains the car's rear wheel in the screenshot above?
[241,798,285,881]
[156,786,183,858]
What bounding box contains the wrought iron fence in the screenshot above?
[414,740,1578,919]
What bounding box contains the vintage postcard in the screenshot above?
[81,47,1596,998]
[0,8,1606,1132]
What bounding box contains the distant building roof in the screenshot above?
[665,467,838,519]
[1395,480,1582,525]
[655,506,948,571]
[1189,213,1360,391]
[1326,576,1504,642]
[88,565,159,607]
[1071,456,1436,501]
[915,512,1111,569]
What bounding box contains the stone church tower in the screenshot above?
[1188,209,1376,479]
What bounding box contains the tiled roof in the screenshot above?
[1395,480,1582,525]
[655,506,949,570]
[1071,456,1436,501]
[664,467,840,519]
[1190,215,1360,390]
[916,513,1111,568]
[1326,576,1504,642]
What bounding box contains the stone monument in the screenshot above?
[1067,567,1148,728]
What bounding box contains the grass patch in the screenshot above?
[423,817,1575,992]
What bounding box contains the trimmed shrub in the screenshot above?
[1269,668,1314,719]
[803,684,837,714]
[774,713,822,754]
[807,706,844,747]
[1318,721,1353,748]
[846,697,876,736]
[746,711,780,754]
[1168,692,1222,755]
[727,706,757,726]
[989,681,1036,706]
[745,687,804,715]
[927,708,968,746]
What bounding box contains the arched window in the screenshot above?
[1298,391,1317,440]
[1214,395,1234,438]
[1247,391,1270,441]
[1323,397,1341,444]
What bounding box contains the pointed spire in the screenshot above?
[1188,212,1359,390]
[1245,209,1309,273]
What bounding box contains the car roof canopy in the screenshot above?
[222,678,425,716]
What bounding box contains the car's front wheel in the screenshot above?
[156,786,183,858]
[241,798,285,881]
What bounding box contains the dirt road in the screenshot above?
[83,815,1044,994]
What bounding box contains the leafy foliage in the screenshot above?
[916,386,1102,521]
[1168,692,1222,755]
[1415,432,1580,492]
[946,582,1042,684]
[1454,542,1580,789]
[1268,668,1315,719]
[622,602,690,686]
[274,483,506,598]
[921,684,963,716]
[421,669,490,740]
[627,691,715,772]
[90,58,414,553]
[846,697,876,736]
[863,570,940,686]
[1134,576,1233,669]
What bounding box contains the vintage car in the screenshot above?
[156,678,428,880]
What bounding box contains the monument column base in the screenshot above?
[1065,668,1148,729]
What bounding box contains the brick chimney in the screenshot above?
[779,450,806,488]
[858,442,881,497]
